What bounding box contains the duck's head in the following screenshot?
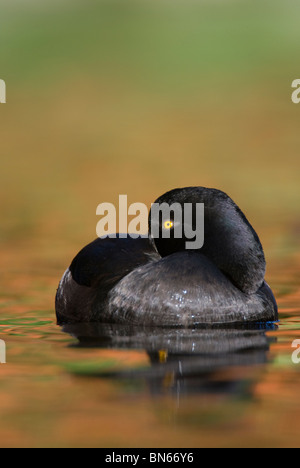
[149,187,266,294]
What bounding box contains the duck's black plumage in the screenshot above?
[56,187,278,326]
[70,236,158,288]
[56,236,159,323]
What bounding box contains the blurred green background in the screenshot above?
[0,0,300,448]
[1,0,300,266]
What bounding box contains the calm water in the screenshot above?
[0,237,299,448]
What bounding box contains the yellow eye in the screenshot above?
[163,220,174,230]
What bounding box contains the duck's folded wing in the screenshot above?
[105,251,278,326]
[56,235,159,323]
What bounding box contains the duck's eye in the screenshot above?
[163,220,174,230]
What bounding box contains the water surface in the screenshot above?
[0,238,299,448]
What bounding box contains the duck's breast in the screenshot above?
[104,252,277,326]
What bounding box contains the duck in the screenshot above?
[55,187,278,326]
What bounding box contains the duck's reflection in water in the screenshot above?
[62,322,277,398]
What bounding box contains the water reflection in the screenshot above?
[62,323,277,398]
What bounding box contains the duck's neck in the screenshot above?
[150,187,266,294]
[200,190,266,294]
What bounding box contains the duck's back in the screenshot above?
[104,251,277,326]
[55,236,159,324]
[56,238,277,326]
